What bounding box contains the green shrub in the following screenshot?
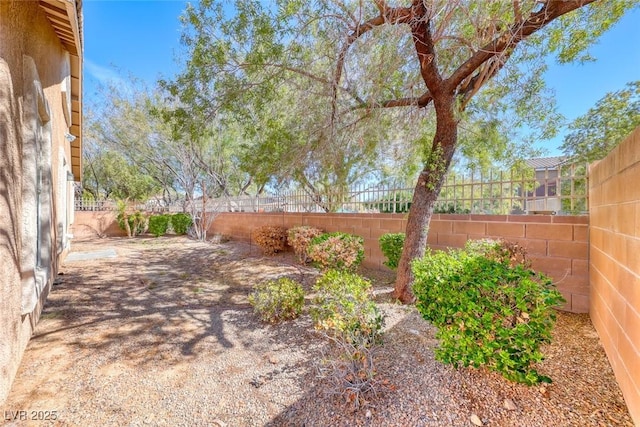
[248,278,304,323]
[465,238,530,268]
[254,225,288,255]
[433,202,470,214]
[412,246,565,385]
[287,226,324,263]
[148,214,170,237]
[379,233,405,270]
[369,192,412,213]
[312,270,386,410]
[311,270,384,347]
[307,232,364,271]
[116,210,147,237]
[171,213,193,235]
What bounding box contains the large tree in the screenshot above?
[168,7,411,204]
[561,80,640,164]
[331,0,631,303]
[172,0,633,302]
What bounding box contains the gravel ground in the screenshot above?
[2,236,633,426]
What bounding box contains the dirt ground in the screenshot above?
[2,236,633,426]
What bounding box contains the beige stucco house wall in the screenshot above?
[0,0,82,403]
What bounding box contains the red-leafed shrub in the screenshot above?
[287,226,324,263]
[307,232,364,271]
[253,225,288,255]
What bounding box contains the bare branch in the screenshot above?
[237,61,365,104]
[329,0,357,24]
[432,3,459,44]
[434,35,476,53]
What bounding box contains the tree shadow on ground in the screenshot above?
[33,237,321,367]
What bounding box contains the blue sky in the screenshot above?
[83,1,187,92]
[83,1,640,156]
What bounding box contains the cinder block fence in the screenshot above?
[209,212,589,313]
[589,127,640,424]
[73,210,590,313]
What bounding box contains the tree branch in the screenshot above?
[409,1,444,93]
[331,3,414,124]
[256,62,365,104]
[513,0,523,23]
[446,0,597,92]
[373,0,387,15]
[432,3,459,45]
[347,91,433,111]
[458,50,513,111]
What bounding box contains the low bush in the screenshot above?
[379,233,405,270]
[287,226,324,263]
[311,270,384,347]
[412,245,564,385]
[307,232,364,271]
[248,277,304,323]
[253,225,288,255]
[116,210,147,237]
[312,270,385,410]
[171,213,193,235]
[465,238,530,268]
[148,214,170,237]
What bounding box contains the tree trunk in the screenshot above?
[123,212,132,238]
[393,96,458,303]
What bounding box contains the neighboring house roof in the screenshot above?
[525,156,567,170]
[39,0,83,181]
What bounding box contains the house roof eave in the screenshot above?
[39,0,83,181]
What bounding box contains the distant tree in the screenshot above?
[88,78,263,239]
[88,151,159,202]
[234,76,389,210]
[561,80,640,164]
[83,113,160,202]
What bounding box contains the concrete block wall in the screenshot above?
[211,212,589,313]
[72,211,126,238]
[589,126,640,425]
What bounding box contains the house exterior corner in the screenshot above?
[0,0,83,403]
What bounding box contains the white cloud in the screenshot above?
[84,58,128,88]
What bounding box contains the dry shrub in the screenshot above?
[312,270,386,410]
[254,225,288,255]
[287,226,324,263]
[307,232,365,271]
[248,277,304,323]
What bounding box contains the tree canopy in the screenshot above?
[561,80,640,164]
[167,1,566,191]
[83,110,161,202]
[165,0,634,301]
[85,78,260,207]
